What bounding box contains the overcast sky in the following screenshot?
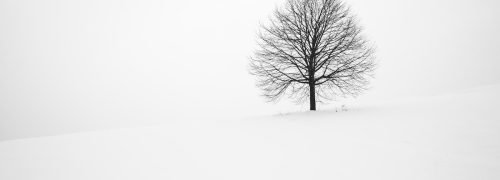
[1,0,499,140]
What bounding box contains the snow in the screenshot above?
[1,84,499,180]
[1,0,500,179]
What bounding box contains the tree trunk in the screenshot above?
[309,82,316,111]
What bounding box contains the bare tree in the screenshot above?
[250,0,376,111]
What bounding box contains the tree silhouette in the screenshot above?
[250,0,376,111]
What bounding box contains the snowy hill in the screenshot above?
[1,84,499,180]
[1,0,500,179]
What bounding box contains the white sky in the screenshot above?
[1,0,499,140]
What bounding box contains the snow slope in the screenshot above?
[1,84,499,180]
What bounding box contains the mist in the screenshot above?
[1,0,499,140]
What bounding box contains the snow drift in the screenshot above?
[1,84,499,180]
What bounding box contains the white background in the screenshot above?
[1,0,499,140]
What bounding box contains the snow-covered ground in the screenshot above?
[2,0,500,179]
[1,84,499,180]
